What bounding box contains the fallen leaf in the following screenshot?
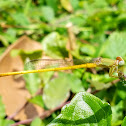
[0,36,43,120]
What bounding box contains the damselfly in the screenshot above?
[0,56,125,78]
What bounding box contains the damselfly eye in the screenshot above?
[116,56,125,66]
[116,56,124,61]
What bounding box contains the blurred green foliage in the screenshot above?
[1,0,126,126]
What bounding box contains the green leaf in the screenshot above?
[5,28,16,43]
[23,60,41,95]
[46,0,58,12]
[0,28,16,45]
[43,73,70,109]
[29,95,44,108]
[40,71,54,84]
[41,6,55,22]
[83,0,108,15]
[89,74,114,90]
[0,119,14,126]
[11,49,42,62]
[31,117,44,126]
[122,116,126,126]
[0,96,5,119]
[80,44,96,57]
[0,119,4,126]
[106,0,119,5]
[37,0,44,5]
[117,82,126,100]
[24,0,31,15]
[48,92,112,126]
[64,73,84,93]
[41,32,68,58]
[112,101,123,125]
[101,32,126,59]
[24,74,41,95]
[70,16,86,26]
[70,0,79,10]
[3,119,15,126]
[11,12,30,26]
[118,0,126,10]
[0,35,9,47]
[24,73,41,95]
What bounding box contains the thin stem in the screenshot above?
[10,101,70,126]
[66,22,76,59]
[7,102,28,120]
[7,89,42,120]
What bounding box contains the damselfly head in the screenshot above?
[116,56,125,66]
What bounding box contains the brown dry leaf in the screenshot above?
[0,36,44,120]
